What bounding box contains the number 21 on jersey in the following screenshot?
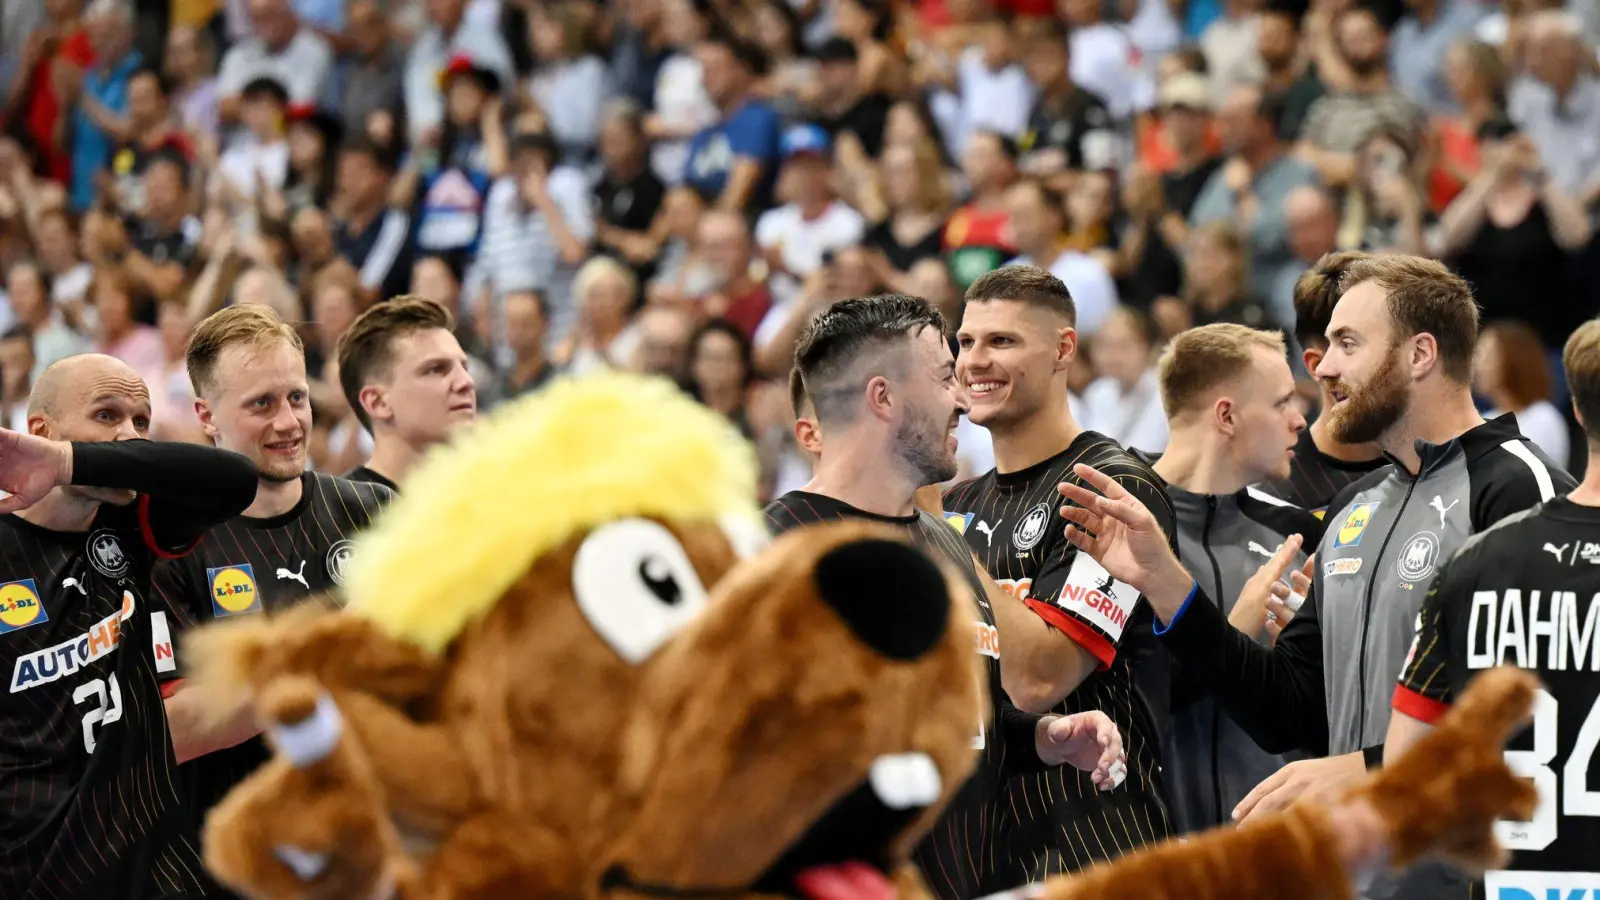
[1498,688,1600,851]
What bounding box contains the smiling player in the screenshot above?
[940,264,1177,882]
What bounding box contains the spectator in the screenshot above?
[163,25,217,139]
[1191,85,1318,301]
[478,130,594,346]
[123,153,201,300]
[946,130,1019,289]
[683,29,781,210]
[1155,73,1224,216]
[1258,1,1327,141]
[0,325,34,430]
[812,37,891,159]
[1182,219,1277,329]
[1428,38,1508,211]
[1276,184,1340,327]
[216,0,333,119]
[1005,178,1120,335]
[1080,306,1169,452]
[309,262,363,374]
[643,0,716,187]
[755,124,865,305]
[217,76,290,199]
[749,0,816,117]
[688,318,755,435]
[834,0,908,97]
[527,2,608,165]
[1391,0,1485,115]
[88,262,163,384]
[632,302,695,383]
[683,209,772,337]
[1059,0,1154,119]
[1335,125,1430,254]
[5,259,88,381]
[1018,20,1119,181]
[101,66,191,216]
[499,289,557,396]
[338,0,405,141]
[560,255,641,375]
[947,14,1035,154]
[412,55,507,262]
[1508,10,1600,203]
[1297,6,1425,188]
[860,141,951,283]
[1437,118,1592,349]
[10,0,94,188]
[71,0,142,212]
[592,101,667,285]
[150,297,202,443]
[279,103,340,213]
[609,0,671,109]
[1200,0,1266,106]
[402,0,513,143]
[1474,319,1572,468]
[34,208,93,306]
[333,136,412,303]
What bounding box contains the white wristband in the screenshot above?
[270,692,343,768]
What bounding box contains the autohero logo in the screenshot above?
[11,591,136,692]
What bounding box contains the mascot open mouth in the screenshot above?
[600,751,943,900]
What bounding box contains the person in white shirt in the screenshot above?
[754,124,867,305]
[952,16,1036,154]
[1080,306,1170,453]
[216,0,333,121]
[404,0,514,142]
[218,77,292,199]
[1060,0,1155,119]
[1003,179,1120,336]
[1473,319,1573,470]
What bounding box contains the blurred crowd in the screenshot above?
[1,0,1597,495]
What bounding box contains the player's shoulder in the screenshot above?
[1239,485,1326,545]
[312,472,396,516]
[941,470,996,510]
[1445,499,1560,572]
[762,492,814,535]
[1321,465,1396,524]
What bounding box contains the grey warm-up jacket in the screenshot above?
[1153,415,1573,899]
[1153,478,1323,834]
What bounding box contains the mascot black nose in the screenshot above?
[813,539,951,660]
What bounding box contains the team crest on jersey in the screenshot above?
[0,579,47,634]
[88,529,129,579]
[1333,503,1380,549]
[1396,531,1440,583]
[326,540,356,586]
[944,512,974,535]
[209,564,261,617]
[1013,503,1051,552]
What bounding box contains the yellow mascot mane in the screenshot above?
[341,372,760,653]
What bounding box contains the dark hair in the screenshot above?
[971,129,1020,162]
[1,323,32,342]
[691,318,754,389]
[336,296,456,432]
[240,76,290,106]
[1260,0,1306,29]
[793,294,946,425]
[788,364,809,418]
[339,134,399,173]
[5,258,52,298]
[129,65,171,97]
[145,148,191,183]
[1254,88,1289,135]
[1338,255,1480,382]
[1293,250,1371,350]
[814,36,859,63]
[964,264,1077,327]
[704,25,770,75]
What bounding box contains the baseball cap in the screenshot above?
[1159,72,1212,112]
[781,123,832,159]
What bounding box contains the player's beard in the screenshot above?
[896,402,958,487]
[1328,344,1410,445]
[256,445,306,483]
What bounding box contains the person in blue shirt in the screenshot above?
[73,0,144,212]
[682,28,781,212]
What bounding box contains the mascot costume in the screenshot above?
[186,372,1539,900]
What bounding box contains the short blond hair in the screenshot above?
[186,304,304,398]
[1158,323,1287,419]
[1564,318,1600,443]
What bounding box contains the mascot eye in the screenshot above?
[574,519,710,664]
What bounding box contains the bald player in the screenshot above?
[0,354,257,900]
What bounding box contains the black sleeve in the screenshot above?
[1154,582,1329,755]
[1469,440,1575,530]
[998,696,1049,777]
[72,440,258,553]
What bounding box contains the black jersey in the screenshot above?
[763,491,1046,900]
[343,465,399,493]
[150,472,393,880]
[941,431,1174,882]
[1254,427,1386,520]
[1395,496,1600,893]
[0,503,206,900]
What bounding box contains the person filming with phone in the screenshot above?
[1333,126,1430,256]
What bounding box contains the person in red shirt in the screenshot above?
[9,0,95,185]
[944,130,1018,289]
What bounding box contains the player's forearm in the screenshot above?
[165,685,262,764]
[985,577,1094,713]
[71,440,257,516]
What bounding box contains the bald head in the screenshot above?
[1285,185,1338,264]
[28,354,152,441]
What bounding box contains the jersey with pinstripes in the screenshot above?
[150,472,393,897]
[0,503,209,900]
[763,491,1034,900]
[942,431,1175,885]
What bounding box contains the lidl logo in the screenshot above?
[0,580,46,634]
[1333,502,1380,549]
[209,564,260,617]
[944,512,974,535]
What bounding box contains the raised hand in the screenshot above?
[0,429,72,514]
[1037,712,1127,791]
[1056,463,1187,598]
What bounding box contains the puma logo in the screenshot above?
[61,577,87,596]
[276,560,309,589]
[1430,495,1459,528]
[1543,542,1569,562]
[1247,541,1275,559]
[975,520,997,546]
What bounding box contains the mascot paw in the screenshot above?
[203,678,403,900]
[1355,667,1541,872]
